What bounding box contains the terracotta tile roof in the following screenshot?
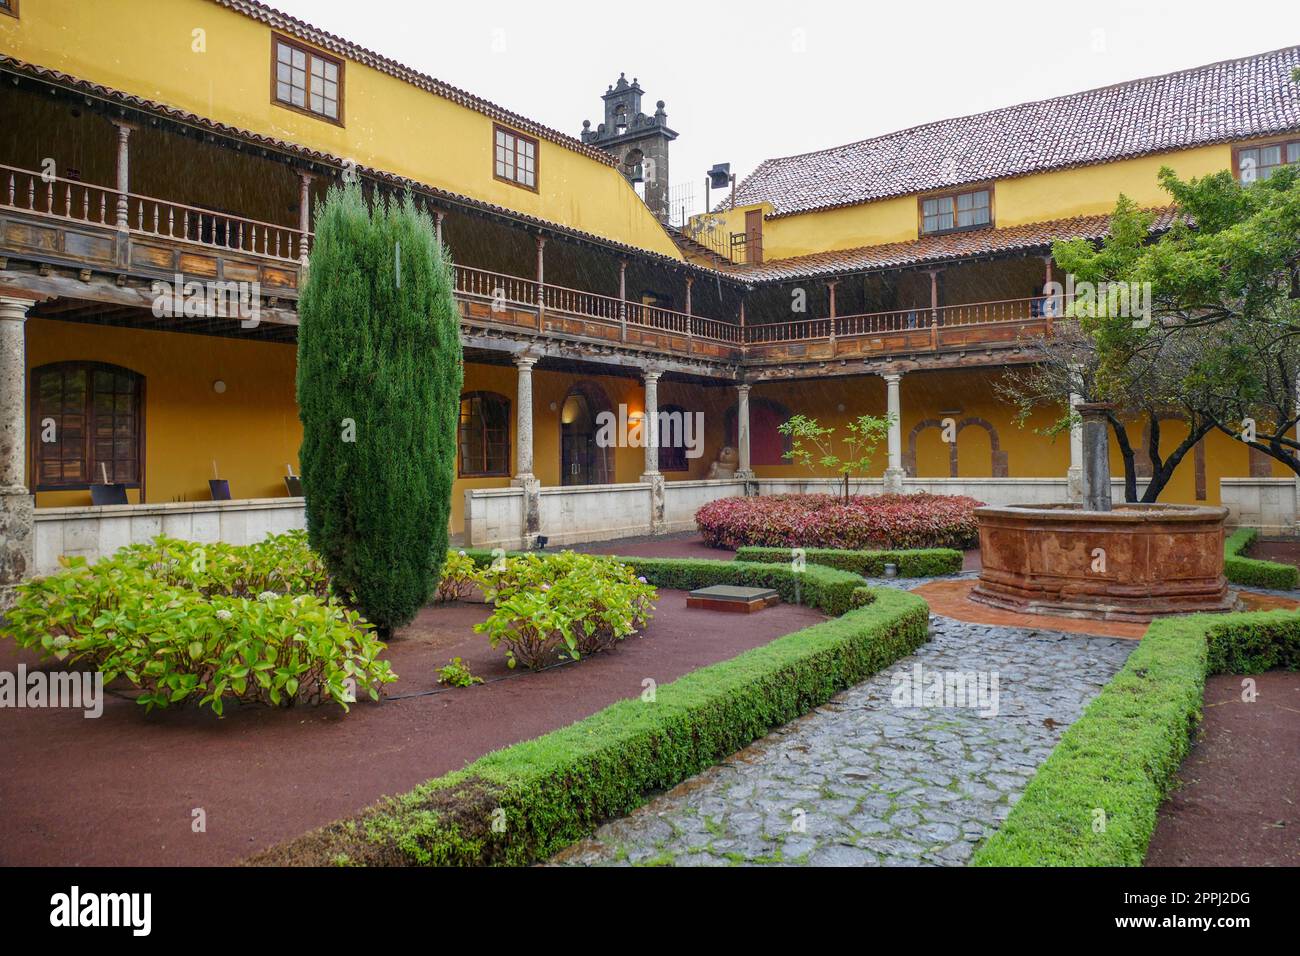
[211,1,616,166]
[728,46,1300,218]
[0,56,738,281]
[744,208,1181,283]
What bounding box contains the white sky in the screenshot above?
[270,0,1299,213]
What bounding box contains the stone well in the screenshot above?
[970,502,1235,622]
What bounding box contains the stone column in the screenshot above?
[735,383,755,479]
[641,370,661,479]
[112,120,132,231]
[512,354,541,547]
[882,372,905,492]
[1076,402,1114,512]
[434,211,445,248]
[641,369,665,533]
[0,297,35,609]
[1067,369,1084,502]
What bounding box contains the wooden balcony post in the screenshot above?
[435,211,444,248]
[739,295,747,344]
[928,269,941,349]
[535,235,546,331]
[111,120,133,231]
[827,279,839,354]
[618,259,628,342]
[1043,254,1055,334]
[298,172,313,262]
[684,274,694,354]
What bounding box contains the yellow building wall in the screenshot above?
[701,144,1236,263]
[0,0,682,259]
[26,319,302,508]
[744,368,1273,504]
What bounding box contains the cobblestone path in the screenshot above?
[553,615,1133,867]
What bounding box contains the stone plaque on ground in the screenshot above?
[686,585,781,613]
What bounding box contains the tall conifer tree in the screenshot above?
[297,184,462,633]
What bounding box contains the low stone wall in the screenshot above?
[33,498,307,576]
[1220,478,1299,536]
[31,475,1296,578]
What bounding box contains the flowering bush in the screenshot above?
[695,493,983,550]
[5,534,394,714]
[434,550,480,603]
[474,552,657,670]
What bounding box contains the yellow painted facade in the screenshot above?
[692,144,1233,263]
[0,0,683,259]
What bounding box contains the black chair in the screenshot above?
[90,483,129,506]
[284,475,303,497]
[208,479,232,501]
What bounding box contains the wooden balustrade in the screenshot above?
[0,163,1054,360]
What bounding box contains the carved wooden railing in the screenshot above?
[0,164,310,263]
[0,163,1052,360]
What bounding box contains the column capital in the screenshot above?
[535,234,547,248]
[881,371,902,385]
[111,118,137,135]
[642,368,662,383]
[735,382,752,395]
[514,353,539,370]
[0,297,35,322]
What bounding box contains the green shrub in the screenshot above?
[735,545,963,578]
[248,563,930,866]
[5,535,394,714]
[437,657,483,688]
[475,552,656,669]
[1223,528,1299,590]
[297,184,462,634]
[434,550,480,604]
[972,609,1300,867]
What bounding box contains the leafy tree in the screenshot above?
[297,185,463,635]
[778,413,893,502]
[1051,162,1300,477]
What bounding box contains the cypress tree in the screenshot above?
[296,184,462,634]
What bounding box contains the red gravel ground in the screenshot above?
[0,589,825,866]
[1145,671,1300,866]
[1248,538,1300,572]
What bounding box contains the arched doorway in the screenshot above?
[560,382,614,485]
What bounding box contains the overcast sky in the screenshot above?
[271,0,1298,214]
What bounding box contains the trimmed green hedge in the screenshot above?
[972,609,1300,867]
[1223,528,1299,590]
[734,545,963,578]
[249,559,930,867]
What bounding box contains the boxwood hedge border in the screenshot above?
[734,545,963,578]
[249,554,930,867]
[1223,528,1299,591]
[972,608,1300,867]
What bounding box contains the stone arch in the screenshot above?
[904,416,1007,477]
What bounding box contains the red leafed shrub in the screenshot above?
[695,493,983,550]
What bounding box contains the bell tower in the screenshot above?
[581,73,677,222]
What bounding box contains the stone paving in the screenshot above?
[553,613,1133,867]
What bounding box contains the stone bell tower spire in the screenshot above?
[581,73,677,222]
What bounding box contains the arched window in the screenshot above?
[458,391,510,477]
[658,404,690,473]
[31,361,144,492]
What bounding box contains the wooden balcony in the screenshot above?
[0,163,1050,371]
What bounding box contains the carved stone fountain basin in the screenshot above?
[970,502,1235,622]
